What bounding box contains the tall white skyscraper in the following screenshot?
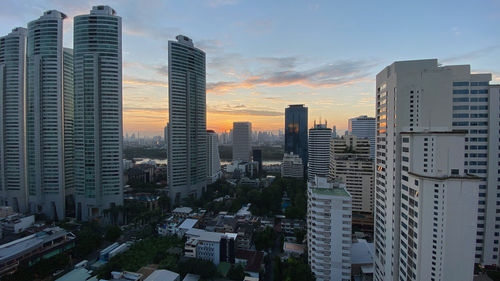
[329,135,373,214]
[374,59,498,280]
[206,130,221,183]
[73,6,123,221]
[26,10,69,220]
[308,123,331,181]
[348,115,375,158]
[398,131,478,280]
[307,176,352,281]
[168,35,206,205]
[0,28,28,213]
[232,122,252,162]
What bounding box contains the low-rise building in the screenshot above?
[185,229,236,265]
[158,218,198,237]
[283,242,305,258]
[0,227,76,276]
[281,219,305,237]
[144,269,180,281]
[110,271,143,281]
[172,207,193,218]
[281,153,304,179]
[351,239,374,281]
[0,214,35,235]
[235,250,264,278]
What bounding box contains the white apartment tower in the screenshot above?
[307,176,352,281]
[348,115,376,158]
[374,59,498,280]
[73,6,123,220]
[398,131,478,281]
[0,28,28,213]
[232,122,252,162]
[168,35,206,204]
[207,130,221,183]
[308,123,332,181]
[329,135,373,214]
[26,11,70,220]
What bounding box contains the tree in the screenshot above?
[178,258,217,278]
[227,264,246,281]
[254,226,275,251]
[104,225,122,242]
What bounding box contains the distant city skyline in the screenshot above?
[2,0,499,136]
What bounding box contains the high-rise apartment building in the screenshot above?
[398,131,478,280]
[307,176,352,281]
[281,153,304,179]
[232,122,252,162]
[308,123,331,181]
[0,28,28,213]
[285,104,308,166]
[63,48,74,207]
[168,35,206,204]
[206,130,221,183]
[329,135,373,214]
[73,6,123,220]
[348,115,375,158]
[374,59,498,280]
[26,10,69,220]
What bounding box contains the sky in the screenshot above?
[2,0,500,136]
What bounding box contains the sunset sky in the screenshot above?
[2,0,500,136]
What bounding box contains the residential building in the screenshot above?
[281,153,304,179]
[307,176,351,281]
[374,59,498,280]
[26,10,70,220]
[73,5,123,221]
[232,122,252,162]
[168,35,207,204]
[0,214,34,234]
[184,228,236,265]
[144,270,180,281]
[0,227,75,276]
[283,242,305,258]
[235,250,264,278]
[285,104,308,166]
[0,28,27,213]
[351,239,374,280]
[207,130,221,183]
[329,135,373,214]
[397,131,479,280]
[172,207,193,218]
[252,149,262,172]
[308,123,331,181]
[348,115,375,158]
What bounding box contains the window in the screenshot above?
[453,89,469,95]
[454,97,469,102]
[453,81,469,86]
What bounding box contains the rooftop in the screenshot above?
[172,207,193,214]
[351,239,375,265]
[311,187,350,197]
[144,269,179,281]
[55,267,93,281]
[178,218,198,229]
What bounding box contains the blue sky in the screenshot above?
[2,0,500,136]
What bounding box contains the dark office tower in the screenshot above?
[74,6,123,221]
[252,149,262,171]
[168,35,206,205]
[284,105,308,166]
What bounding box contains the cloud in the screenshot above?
[207,59,378,94]
[197,39,226,53]
[256,56,298,69]
[441,45,500,64]
[208,0,240,7]
[123,77,168,88]
[208,106,283,117]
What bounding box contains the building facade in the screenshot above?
[73,6,123,221]
[207,130,221,183]
[285,104,308,166]
[329,135,373,214]
[168,35,207,204]
[348,115,375,158]
[281,153,304,179]
[308,123,331,181]
[307,176,351,281]
[232,122,252,162]
[398,131,478,280]
[0,28,28,213]
[374,59,498,280]
[26,10,69,220]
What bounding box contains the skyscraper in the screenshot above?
[232,122,252,162]
[73,5,123,221]
[329,135,373,214]
[26,10,69,220]
[285,104,308,166]
[374,59,497,280]
[308,123,331,181]
[168,35,206,204]
[0,27,28,213]
[206,130,221,183]
[63,48,74,209]
[307,176,352,281]
[348,115,375,158]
